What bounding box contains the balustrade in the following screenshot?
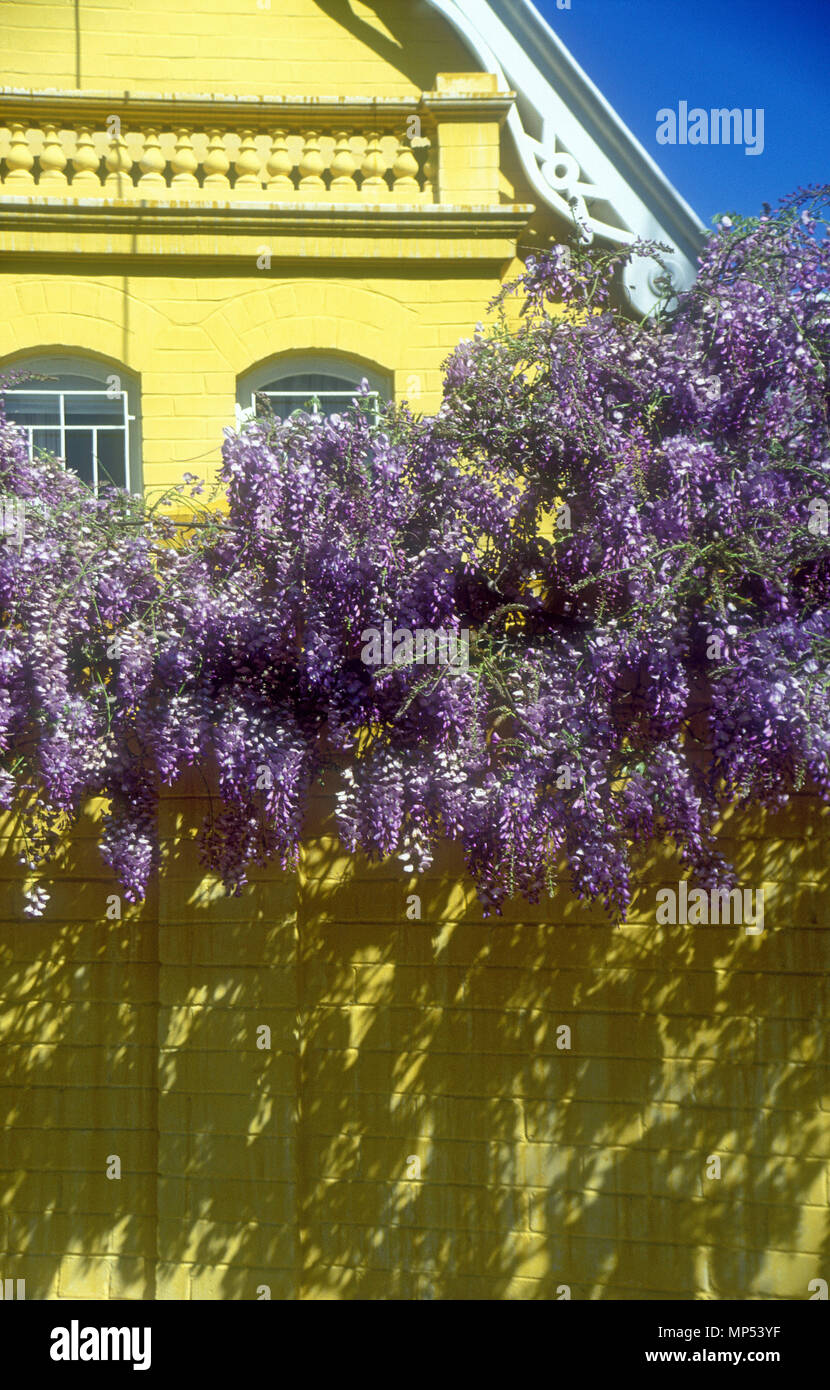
[0,105,434,202]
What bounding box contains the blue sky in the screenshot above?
[534,0,830,228]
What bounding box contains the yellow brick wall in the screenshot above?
[0,263,526,493]
[2,791,827,1300]
[2,0,473,98]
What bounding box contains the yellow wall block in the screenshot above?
[0,266,523,489]
[1,799,826,1300]
[1,0,473,98]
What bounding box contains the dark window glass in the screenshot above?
[255,373,379,421]
[96,431,127,490]
[65,430,95,486]
[31,428,62,456]
[6,394,61,427]
[65,392,124,424]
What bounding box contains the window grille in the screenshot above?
[4,387,134,492]
[252,375,381,424]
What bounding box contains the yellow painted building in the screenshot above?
[0,1,827,1302]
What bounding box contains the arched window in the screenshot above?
[1,354,141,492]
[236,355,389,428]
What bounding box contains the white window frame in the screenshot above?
[4,388,134,492]
[1,355,142,494]
[236,354,390,430]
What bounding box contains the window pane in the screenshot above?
[96,431,127,490]
[5,393,61,427]
[263,373,356,393]
[32,428,62,457]
[258,393,377,420]
[39,374,102,391]
[65,430,95,486]
[256,386,378,421]
[256,392,324,419]
[3,371,136,494]
[256,372,373,419]
[65,392,124,425]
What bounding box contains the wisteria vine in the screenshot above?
[2,188,829,919]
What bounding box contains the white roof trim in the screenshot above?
[425,0,706,313]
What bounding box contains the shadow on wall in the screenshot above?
[294,793,830,1300]
[0,785,828,1300]
[0,802,162,1300]
[313,0,472,89]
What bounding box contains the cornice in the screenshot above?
[0,195,533,233]
[0,195,535,263]
[0,86,511,130]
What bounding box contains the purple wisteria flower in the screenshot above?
[1,187,828,918]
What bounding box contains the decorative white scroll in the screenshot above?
[424,0,705,314]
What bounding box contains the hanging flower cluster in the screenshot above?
[2,188,829,919]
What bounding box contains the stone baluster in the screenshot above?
[392,130,420,197]
[298,130,325,191]
[170,127,199,192]
[422,141,435,199]
[329,129,357,197]
[138,127,166,190]
[360,130,386,194]
[203,128,231,194]
[5,122,35,188]
[39,123,68,189]
[70,126,101,190]
[234,129,262,191]
[104,132,134,194]
[265,128,294,192]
